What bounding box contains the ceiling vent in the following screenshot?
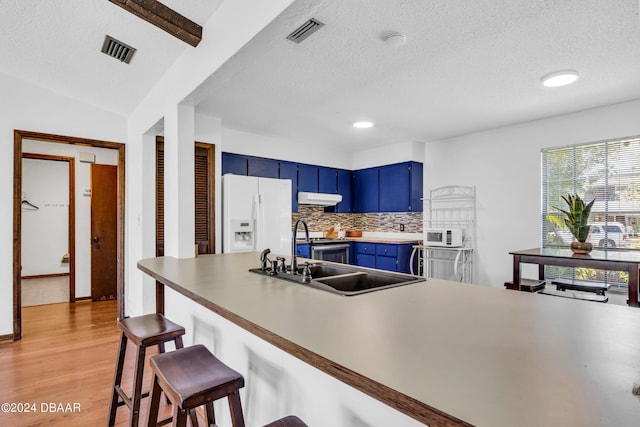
[101,35,136,64]
[286,18,325,43]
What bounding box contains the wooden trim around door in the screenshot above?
[13,130,126,340]
[22,152,76,302]
[21,273,71,280]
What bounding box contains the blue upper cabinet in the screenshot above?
[248,156,279,178]
[410,162,423,212]
[353,167,379,213]
[318,167,338,193]
[379,163,410,212]
[222,151,422,214]
[279,161,298,212]
[298,164,319,192]
[379,162,423,212]
[326,169,352,213]
[222,152,248,175]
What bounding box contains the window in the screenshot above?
[541,136,640,287]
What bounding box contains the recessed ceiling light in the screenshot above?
[541,70,579,87]
[353,121,374,129]
[383,32,407,47]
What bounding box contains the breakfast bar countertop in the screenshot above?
[138,252,640,427]
[295,237,421,244]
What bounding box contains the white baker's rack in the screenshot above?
[419,186,476,283]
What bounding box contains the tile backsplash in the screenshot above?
[292,205,422,233]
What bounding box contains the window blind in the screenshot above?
[541,135,640,286]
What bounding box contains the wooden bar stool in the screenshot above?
[147,344,308,427]
[108,313,186,427]
[147,344,245,427]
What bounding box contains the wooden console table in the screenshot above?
[510,248,640,307]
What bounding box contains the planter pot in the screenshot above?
[571,241,593,254]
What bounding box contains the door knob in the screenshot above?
[92,236,100,243]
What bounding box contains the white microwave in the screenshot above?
[424,228,463,247]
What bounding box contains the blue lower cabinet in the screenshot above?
[356,253,376,268]
[296,243,310,258]
[354,242,376,269]
[353,242,416,273]
[395,244,415,274]
[376,244,398,257]
[376,243,400,273]
[376,256,397,271]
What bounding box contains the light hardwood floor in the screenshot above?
[0,300,171,426]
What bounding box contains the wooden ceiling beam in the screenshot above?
[108,0,202,47]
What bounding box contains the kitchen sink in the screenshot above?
[249,262,425,296]
[298,263,355,279]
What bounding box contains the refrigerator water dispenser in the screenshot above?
[230,219,254,251]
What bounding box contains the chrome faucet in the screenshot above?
[291,219,309,274]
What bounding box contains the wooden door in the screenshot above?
[90,164,117,301]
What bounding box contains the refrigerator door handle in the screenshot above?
[254,193,264,249]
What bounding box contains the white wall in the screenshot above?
[21,158,70,276]
[220,126,352,169]
[424,99,640,287]
[124,0,297,317]
[220,127,425,171]
[0,72,126,336]
[352,140,425,170]
[22,140,119,298]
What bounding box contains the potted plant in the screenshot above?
[555,194,595,254]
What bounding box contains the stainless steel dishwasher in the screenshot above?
[309,239,350,264]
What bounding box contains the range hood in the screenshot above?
[298,192,342,206]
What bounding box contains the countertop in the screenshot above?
[296,237,421,244]
[138,252,640,427]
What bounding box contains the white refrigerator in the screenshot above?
[223,174,292,255]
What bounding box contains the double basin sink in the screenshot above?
[249,262,425,296]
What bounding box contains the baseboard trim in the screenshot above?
[0,333,14,342]
[75,296,92,302]
[21,273,70,280]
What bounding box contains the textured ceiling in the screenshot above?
[0,0,222,115]
[195,0,640,150]
[2,1,640,152]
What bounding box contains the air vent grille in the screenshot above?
[101,35,136,64]
[286,18,325,43]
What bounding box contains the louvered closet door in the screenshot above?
[156,142,165,256]
[194,145,214,254]
[156,140,215,257]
